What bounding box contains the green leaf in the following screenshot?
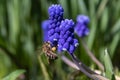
[87,17,97,50]
[111,19,120,35]
[70,0,78,18]
[59,0,69,18]
[78,0,87,14]
[103,49,116,80]
[38,56,50,80]
[7,0,20,45]
[96,0,108,18]
[110,19,120,57]
[100,8,108,32]
[2,70,25,80]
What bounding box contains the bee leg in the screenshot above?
[48,58,55,64]
[46,57,51,64]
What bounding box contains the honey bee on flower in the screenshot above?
[42,41,58,60]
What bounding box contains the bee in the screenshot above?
[42,41,58,60]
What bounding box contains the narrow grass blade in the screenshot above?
[110,19,120,57]
[87,17,97,49]
[96,0,108,19]
[87,0,97,50]
[70,0,78,19]
[78,0,87,14]
[100,8,109,32]
[59,0,69,18]
[7,0,20,45]
[38,55,50,80]
[111,19,120,35]
[103,49,116,80]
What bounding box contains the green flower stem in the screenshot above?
[61,55,79,70]
[60,54,108,80]
[38,55,50,80]
[71,54,108,80]
[81,38,104,71]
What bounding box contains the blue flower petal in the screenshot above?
[69,45,75,54]
[58,44,63,52]
[73,39,79,47]
[59,39,65,45]
[53,33,59,41]
[77,15,90,24]
[62,42,69,51]
[67,37,72,42]
[48,29,54,36]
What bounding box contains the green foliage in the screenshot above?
[2,70,25,80]
[0,0,120,80]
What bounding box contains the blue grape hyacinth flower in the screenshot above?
[75,15,90,37]
[48,4,64,46]
[58,19,79,54]
[41,20,49,41]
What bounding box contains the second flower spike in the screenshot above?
[58,19,78,54]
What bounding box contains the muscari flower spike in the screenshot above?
[48,4,64,46]
[58,19,79,54]
[75,15,90,37]
[41,20,49,41]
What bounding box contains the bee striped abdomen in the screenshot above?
[45,51,58,59]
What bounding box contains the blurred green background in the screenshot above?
[0,0,120,80]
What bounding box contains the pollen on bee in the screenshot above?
[52,47,56,52]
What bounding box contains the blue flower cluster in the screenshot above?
[41,4,80,54]
[58,19,78,54]
[41,20,49,41]
[48,4,64,46]
[75,15,90,37]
